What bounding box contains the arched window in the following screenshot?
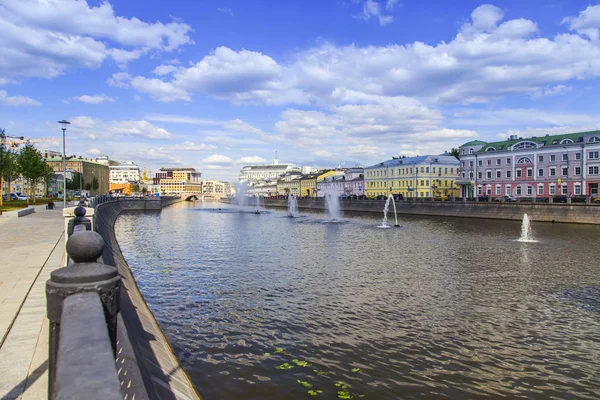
[588,136,600,143]
[517,157,532,164]
[511,141,538,150]
[560,139,573,144]
[486,147,496,151]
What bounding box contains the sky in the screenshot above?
[2,0,600,181]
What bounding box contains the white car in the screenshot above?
[16,194,28,200]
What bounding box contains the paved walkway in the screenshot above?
[0,205,66,400]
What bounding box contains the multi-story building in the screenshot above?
[365,155,460,198]
[153,167,202,194]
[317,168,365,197]
[45,154,110,195]
[239,156,300,185]
[299,170,340,197]
[109,161,141,184]
[277,172,302,196]
[457,130,600,199]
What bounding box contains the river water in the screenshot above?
[115,202,600,399]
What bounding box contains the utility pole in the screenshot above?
[58,120,70,209]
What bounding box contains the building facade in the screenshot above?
[46,155,110,195]
[109,162,141,184]
[239,157,300,185]
[153,167,202,194]
[457,131,600,199]
[365,155,460,198]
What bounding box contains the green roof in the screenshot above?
[478,130,600,153]
[462,140,487,146]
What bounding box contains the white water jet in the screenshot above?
[255,196,264,214]
[379,194,400,228]
[517,213,537,242]
[234,183,250,207]
[287,195,298,217]
[324,187,342,220]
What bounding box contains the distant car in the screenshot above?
[593,197,600,203]
[376,195,387,201]
[339,194,348,200]
[2,193,18,201]
[358,195,367,200]
[553,195,568,203]
[478,195,489,202]
[493,195,516,202]
[16,194,28,200]
[434,194,449,201]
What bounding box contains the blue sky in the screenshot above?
[2,0,600,181]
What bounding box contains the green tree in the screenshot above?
[66,172,84,191]
[92,176,99,193]
[17,144,46,204]
[141,186,147,194]
[0,144,13,205]
[131,183,141,194]
[449,148,460,160]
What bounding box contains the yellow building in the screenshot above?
[299,170,340,197]
[365,155,460,198]
[45,155,110,195]
[277,172,302,195]
[154,167,202,194]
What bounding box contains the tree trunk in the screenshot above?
[0,176,3,206]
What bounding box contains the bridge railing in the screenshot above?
[46,226,122,400]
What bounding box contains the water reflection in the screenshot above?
[115,202,600,399]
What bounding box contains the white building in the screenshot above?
[239,156,300,185]
[109,161,141,184]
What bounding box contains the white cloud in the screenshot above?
[169,141,216,151]
[87,148,102,156]
[0,78,16,86]
[238,156,267,164]
[563,5,600,41]
[69,116,172,139]
[74,94,115,104]
[386,0,398,11]
[314,150,333,158]
[0,0,193,79]
[358,0,394,26]
[107,72,131,88]
[130,76,191,102]
[0,90,40,106]
[203,154,234,164]
[345,144,383,158]
[531,85,572,100]
[145,114,220,125]
[152,65,179,76]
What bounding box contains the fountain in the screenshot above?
[287,195,298,217]
[234,183,250,207]
[516,213,537,242]
[323,187,342,220]
[379,194,400,228]
[255,196,263,214]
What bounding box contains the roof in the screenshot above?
[241,164,291,170]
[365,155,459,170]
[159,167,198,172]
[461,140,488,146]
[477,130,600,153]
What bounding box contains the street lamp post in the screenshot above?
[58,120,70,209]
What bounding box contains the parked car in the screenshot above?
[16,194,28,200]
[593,197,600,203]
[553,195,568,203]
[493,195,516,202]
[434,194,449,201]
[339,194,348,200]
[2,193,18,201]
[478,195,489,202]
[376,195,387,201]
[358,195,367,200]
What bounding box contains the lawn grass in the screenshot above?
[0,198,59,214]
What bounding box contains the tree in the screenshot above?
[66,172,84,191]
[0,145,12,205]
[131,183,140,194]
[92,176,99,193]
[17,144,46,204]
[141,186,147,194]
[449,148,460,160]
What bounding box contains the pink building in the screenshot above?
[457,131,600,199]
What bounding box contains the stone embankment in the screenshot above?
[223,198,600,224]
[94,196,202,400]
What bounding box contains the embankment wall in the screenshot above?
[222,198,600,224]
[94,197,202,400]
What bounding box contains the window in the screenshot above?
[462,172,466,178]
[495,185,501,195]
[478,186,482,195]
[420,167,424,172]
[487,160,491,166]
[589,151,599,159]
[562,167,568,175]
[575,167,581,175]
[516,169,522,178]
[505,184,511,195]
[538,168,544,177]
[469,148,474,154]
[426,167,429,173]
[420,180,424,186]
[516,186,522,195]
[487,171,492,179]
[517,157,532,164]
[550,185,556,195]
[496,159,501,165]
[527,186,533,195]
[538,185,544,195]
[550,154,556,162]
[478,172,482,179]
[589,166,599,175]
[562,185,568,195]
[527,168,533,177]
[506,170,512,178]
[550,167,556,176]
[575,153,581,160]
[561,139,573,144]
[575,185,581,195]
[538,155,544,162]
[486,147,496,151]
[486,186,491,195]
[511,141,538,150]
[496,170,501,178]
[426,180,429,186]
[563,153,568,161]
[478,160,482,166]
[506,158,511,164]
[469,172,474,179]
[588,136,600,143]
